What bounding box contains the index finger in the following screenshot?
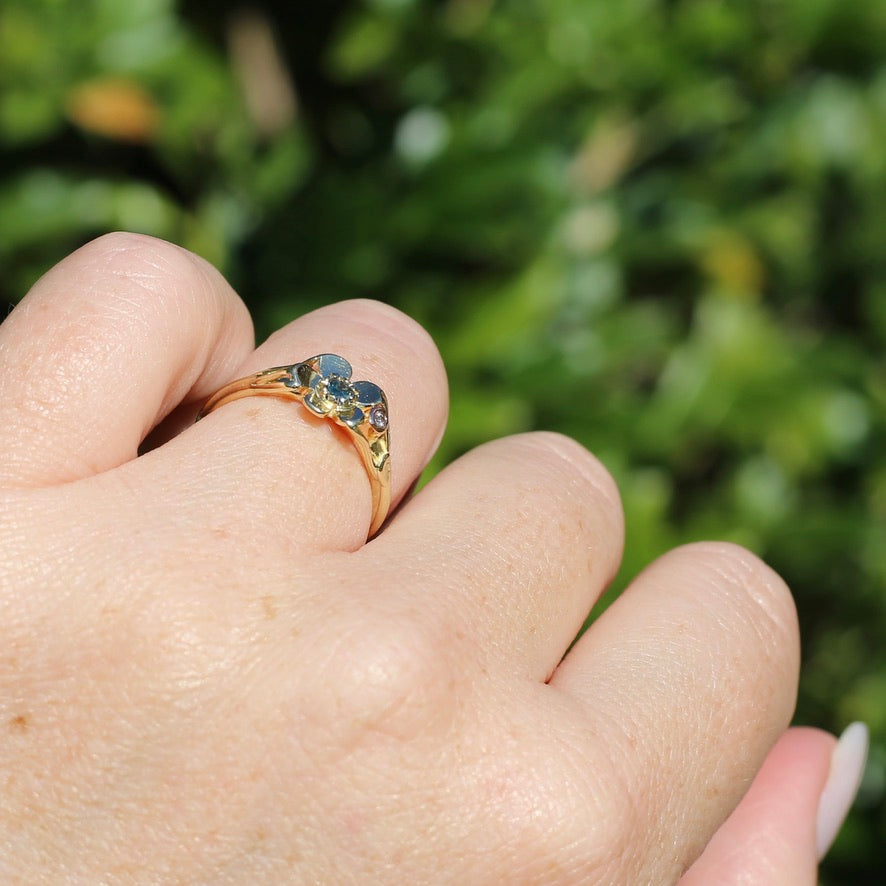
[0,233,254,486]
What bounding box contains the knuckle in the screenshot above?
[310,613,457,747]
[80,230,186,278]
[662,541,801,727]
[468,741,636,884]
[483,431,624,574]
[513,431,622,516]
[39,233,250,378]
[674,540,799,656]
[336,298,440,355]
[79,231,222,308]
[559,755,645,882]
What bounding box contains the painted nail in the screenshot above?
[816,721,869,861]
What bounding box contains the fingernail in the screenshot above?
[816,721,869,860]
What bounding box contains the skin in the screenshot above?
[0,233,835,884]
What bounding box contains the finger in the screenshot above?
[0,233,254,486]
[362,432,624,679]
[679,727,834,886]
[549,542,800,882]
[145,299,448,551]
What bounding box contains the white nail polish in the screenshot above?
[815,721,869,861]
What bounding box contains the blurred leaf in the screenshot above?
[66,78,160,143]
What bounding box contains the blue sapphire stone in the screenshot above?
[324,375,355,405]
[315,374,358,416]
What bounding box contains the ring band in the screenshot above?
[197,354,391,536]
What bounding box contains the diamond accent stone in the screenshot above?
[368,403,388,432]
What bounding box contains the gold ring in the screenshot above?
[197,354,391,536]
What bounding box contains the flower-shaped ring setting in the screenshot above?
[197,354,391,536]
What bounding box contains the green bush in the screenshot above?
[2,0,884,878]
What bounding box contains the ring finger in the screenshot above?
[131,298,449,552]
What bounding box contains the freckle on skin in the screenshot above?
[262,595,278,620]
[9,715,28,732]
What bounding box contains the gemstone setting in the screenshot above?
[317,374,357,414]
[292,354,387,436]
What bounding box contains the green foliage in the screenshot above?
[0,0,309,290]
[2,0,885,877]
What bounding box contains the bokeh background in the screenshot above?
[2,0,884,879]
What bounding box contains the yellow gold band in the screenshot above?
[198,354,391,536]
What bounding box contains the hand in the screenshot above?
[0,234,856,883]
